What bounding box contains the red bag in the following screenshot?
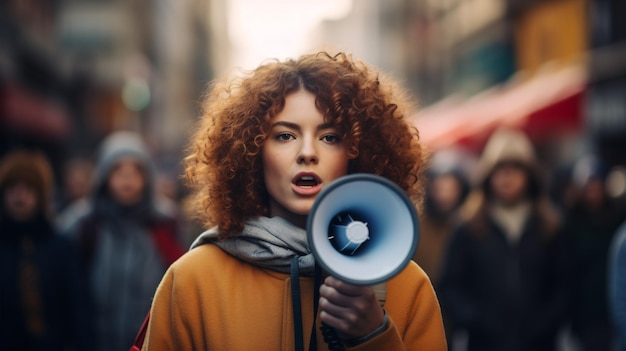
[129,311,151,351]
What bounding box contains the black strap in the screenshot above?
[291,257,304,351]
[292,259,329,351]
[309,264,322,351]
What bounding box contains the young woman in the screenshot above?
[141,52,447,350]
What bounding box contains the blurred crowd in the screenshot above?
[0,131,190,351]
[1,126,626,351]
[414,128,626,351]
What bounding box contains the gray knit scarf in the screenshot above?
[191,216,316,275]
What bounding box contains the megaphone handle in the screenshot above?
[317,282,387,350]
[321,324,345,351]
[319,283,386,351]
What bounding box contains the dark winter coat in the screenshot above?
[564,200,625,350]
[0,215,92,351]
[439,208,575,351]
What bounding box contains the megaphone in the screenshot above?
[307,173,420,286]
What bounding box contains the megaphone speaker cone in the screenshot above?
[307,174,420,286]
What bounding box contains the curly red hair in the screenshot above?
[185,52,426,237]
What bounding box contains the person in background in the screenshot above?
[56,156,95,231]
[413,147,472,290]
[58,157,94,210]
[0,149,91,351]
[547,162,577,214]
[60,131,185,351]
[564,154,626,351]
[609,219,626,351]
[140,51,447,350]
[154,169,196,247]
[413,148,472,348]
[439,128,575,351]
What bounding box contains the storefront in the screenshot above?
[411,63,586,155]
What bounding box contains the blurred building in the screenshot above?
[0,0,72,178]
[311,0,414,87]
[1,0,222,183]
[586,0,626,167]
[399,0,626,170]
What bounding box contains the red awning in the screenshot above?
[0,83,71,141]
[410,64,587,152]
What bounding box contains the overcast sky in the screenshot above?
[227,0,353,70]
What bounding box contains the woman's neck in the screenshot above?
[268,199,308,229]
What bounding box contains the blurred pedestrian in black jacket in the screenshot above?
[0,149,91,351]
[439,128,575,351]
[564,154,626,351]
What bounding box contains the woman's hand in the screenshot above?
[318,276,385,339]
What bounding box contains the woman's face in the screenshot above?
[430,174,463,213]
[490,163,528,205]
[262,90,349,225]
[107,158,146,206]
[3,181,38,222]
[581,178,605,210]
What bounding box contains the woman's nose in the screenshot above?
[297,138,318,164]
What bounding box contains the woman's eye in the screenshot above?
[275,133,294,141]
[321,134,341,143]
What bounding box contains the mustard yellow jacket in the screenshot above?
[142,244,447,350]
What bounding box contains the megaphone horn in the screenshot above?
[307,173,420,286]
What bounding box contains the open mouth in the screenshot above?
[295,175,320,188]
[291,173,322,196]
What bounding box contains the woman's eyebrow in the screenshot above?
[270,121,335,131]
[317,122,335,131]
[271,121,299,130]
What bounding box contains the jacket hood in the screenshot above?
[425,147,473,217]
[476,128,538,186]
[91,131,156,208]
[0,149,55,220]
